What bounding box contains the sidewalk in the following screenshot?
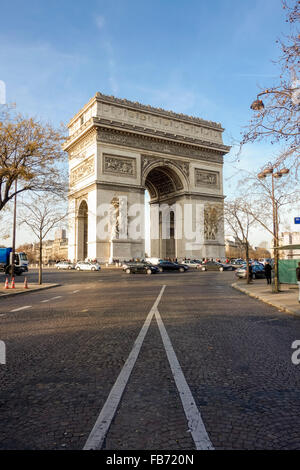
[232,279,300,315]
[0,283,60,298]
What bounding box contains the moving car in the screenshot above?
[182,260,202,269]
[75,261,101,271]
[157,261,188,273]
[55,261,75,270]
[200,261,232,272]
[235,264,265,279]
[123,262,159,275]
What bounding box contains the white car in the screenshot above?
[75,261,101,271]
[182,260,203,269]
[55,261,75,270]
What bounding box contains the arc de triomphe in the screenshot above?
[63,92,230,262]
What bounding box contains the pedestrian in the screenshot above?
[296,262,300,303]
[264,261,272,285]
[249,264,253,282]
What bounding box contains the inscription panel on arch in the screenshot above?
[103,153,137,178]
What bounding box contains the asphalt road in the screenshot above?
[1,267,300,450]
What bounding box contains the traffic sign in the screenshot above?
[295,217,300,224]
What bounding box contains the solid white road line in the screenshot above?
[10,306,31,312]
[155,309,214,450]
[83,285,166,450]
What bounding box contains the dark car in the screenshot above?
[200,261,232,272]
[123,262,159,275]
[157,261,188,273]
[235,264,265,279]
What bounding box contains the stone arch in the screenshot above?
[142,160,188,202]
[143,162,188,260]
[77,199,88,260]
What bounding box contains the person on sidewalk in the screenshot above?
[296,262,300,303]
[265,261,272,285]
[249,264,253,282]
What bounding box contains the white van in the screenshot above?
[145,257,164,265]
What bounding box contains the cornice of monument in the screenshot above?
[63,117,230,157]
[67,92,224,132]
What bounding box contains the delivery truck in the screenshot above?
[0,248,28,275]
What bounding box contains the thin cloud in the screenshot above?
[95,15,105,30]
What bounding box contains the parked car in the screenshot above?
[200,261,232,272]
[182,260,202,269]
[55,261,75,270]
[123,262,159,275]
[75,261,101,271]
[235,264,265,279]
[230,259,245,269]
[157,261,188,273]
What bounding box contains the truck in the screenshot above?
[0,248,29,275]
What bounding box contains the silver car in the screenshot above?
[55,261,75,270]
[75,261,101,271]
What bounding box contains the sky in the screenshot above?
[0,0,298,249]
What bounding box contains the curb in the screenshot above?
[0,284,61,299]
[231,282,300,316]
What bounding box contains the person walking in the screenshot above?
[249,263,253,282]
[265,261,272,285]
[296,262,300,303]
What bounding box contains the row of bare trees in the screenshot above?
[224,168,300,284]
[0,108,68,283]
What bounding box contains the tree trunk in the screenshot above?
[39,235,43,285]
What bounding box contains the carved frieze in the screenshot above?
[96,95,223,145]
[195,169,219,188]
[70,156,95,184]
[103,154,137,178]
[97,128,223,164]
[68,131,96,160]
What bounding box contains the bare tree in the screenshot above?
[241,0,300,171]
[224,198,256,283]
[19,196,67,284]
[0,110,67,213]
[239,169,300,290]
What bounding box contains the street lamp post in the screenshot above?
[11,178,17,280]
[258,167,289,293]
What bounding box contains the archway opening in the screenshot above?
[77,200,88,260]
[144,165,184,260]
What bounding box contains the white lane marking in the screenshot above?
[50,296,62,300]
[41,299,50,303]
[155,309,214,450]
[72,290,80,293]
[83,285,166,450]
[81,309,89,312]
[10,306,31,312]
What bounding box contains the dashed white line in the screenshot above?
[10,306,31,312]
[72,290,80,293]
[41,296,62,303]
[83,285,166,451]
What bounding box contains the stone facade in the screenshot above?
[63,93,230,262]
